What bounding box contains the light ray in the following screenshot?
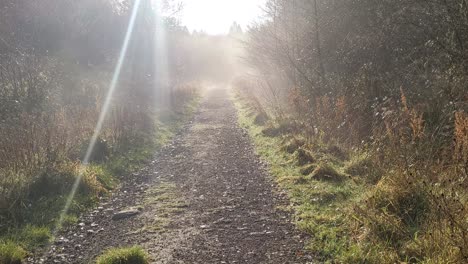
[154,1,170,107]
[54,0,143,233]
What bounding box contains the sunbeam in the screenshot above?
[54,0,143,234]
[153,1,170,108]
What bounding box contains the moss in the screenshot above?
[0,241,27,264]
[96,246,149,264]
[143,182,187,233]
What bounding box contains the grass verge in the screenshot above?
[233,95,365,262]
[233,93,467,263]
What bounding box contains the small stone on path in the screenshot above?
[112,209,141,220]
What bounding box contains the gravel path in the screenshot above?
[33,87,311,264]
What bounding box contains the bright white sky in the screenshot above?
[179,0,267,35]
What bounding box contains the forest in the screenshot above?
[0,0,467,263]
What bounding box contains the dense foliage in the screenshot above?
[241,0,468,263]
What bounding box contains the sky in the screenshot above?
[179,0,267,35]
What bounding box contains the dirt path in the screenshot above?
[35,87,311,264]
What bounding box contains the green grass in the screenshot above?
[61,214,79,228]
[96,246,149,264]
[233,95,367,263]
[0,241,27,264]
[18,225,52,248]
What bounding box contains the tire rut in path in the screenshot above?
[36,87,311,264]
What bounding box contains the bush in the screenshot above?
[0,241,26,264]
[96,246,149,264]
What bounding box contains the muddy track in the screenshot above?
[33,87,311,264]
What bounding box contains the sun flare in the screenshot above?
[180,0,266,34]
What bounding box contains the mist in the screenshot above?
[0,1,466,263]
